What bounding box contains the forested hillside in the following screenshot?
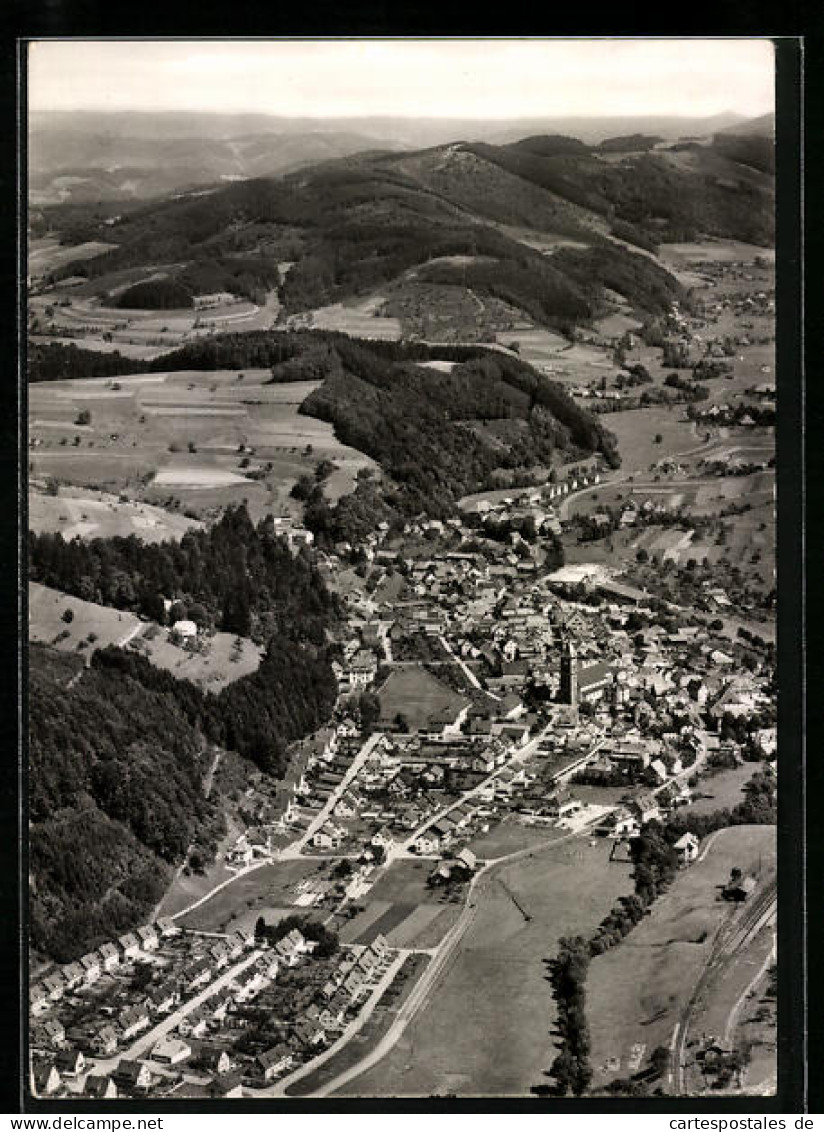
[28,504,339,642]
[90,640,338,777]
[28,329,490,383]
[28,340,147,382]
[27,330,615,539]
[29,644,218,961]
[464,139,774,246]
[38,130,770,328]
[30,626,338,962]
[292,335,619,541]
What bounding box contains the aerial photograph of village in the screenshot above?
[26,38,778,1101]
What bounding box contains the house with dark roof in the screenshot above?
[79,951,102,984]
[117,933,141,962]
[343,969,366,998]
[30,982,49,1015]
[208,941,231,970]
[255,1046,293,1082]
[152,1036,192,1065]
[155,916,180,938]
[148,981,179,1015]
[328,990,350,1020]
[197,1046,233,1076]
[294,1019,326,1048]
[183,956,212,991]
[31,1061,61,1096]
[62,962,84,990]
[355,949,377,976]
[84,1073,118,1099]
[40,1018,65,1047]
[43,972,66,1002]
[98,942,120,971]
[370,934,389,959]
[630,792,661,824]
[577,661,615,702]
[210,1072,244,1098]
[112,1059,153,1093]
[545,791,582,821]
[55,1048,85,1077]
[136,924,159,952]
[120,1005,151,1042]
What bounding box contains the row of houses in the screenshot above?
[253,935,391,1084]
[31,918,181,1015]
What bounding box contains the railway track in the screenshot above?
[670,874,776,1095]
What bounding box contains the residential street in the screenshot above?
[90,949,263,1076]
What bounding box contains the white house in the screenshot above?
[151,1037,192,1065]
[413,831,440,855]
[674,832,701,866]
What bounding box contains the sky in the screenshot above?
[27,38,775,121]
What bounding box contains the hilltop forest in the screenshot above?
[29,508,342,961]
[28,503,339,642]
[30,643,216,961]
[36,130,772,334]
[31,628,338,963]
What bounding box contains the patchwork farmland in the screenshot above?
[28,369,376,520]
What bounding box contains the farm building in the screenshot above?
[723,875,758,901]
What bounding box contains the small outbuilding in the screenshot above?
[723,875,757,902]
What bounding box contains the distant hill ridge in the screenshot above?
[35,127,771,335]
[29,109,768,206]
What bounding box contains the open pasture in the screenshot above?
[177,858,330,933]
[29,581,144,653]
[289,295,402,340]
[349,903,419,945]
[339,837,631,1097]
[28,236,117,277]
[586,824,775,1092]
[593,309,643,339]
[28,449,165,490]
[339,900,394,945]
[128,626,263,691]
[29,369,373,512]
[494,224,591,254]
[467,817,566,859]
[376,665,469,733]
[338,865,466,949]
[658,240,775,267]
[602,408,703,472]
[29,334,169,361]
[152,465,251,488]
[29,486,203,542]
[30,288,280,358]
[365,859,440,905]
[493,327,603,379]
[688,764,759,816]
[344,900,457,950]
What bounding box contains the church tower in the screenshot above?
[560,639,578,705]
